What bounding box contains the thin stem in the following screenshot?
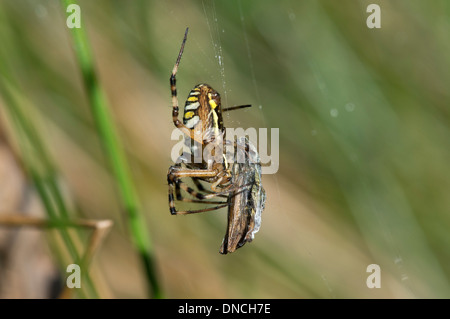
[61,0,162,298]
[0,84,99,298]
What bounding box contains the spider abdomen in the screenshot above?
[183,84,224,145]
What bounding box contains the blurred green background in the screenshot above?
[0,0,449,298]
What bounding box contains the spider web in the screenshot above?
[201,0,228,108]
[199,0,320,294]
[197,0,291,262]
[198,1,282,210]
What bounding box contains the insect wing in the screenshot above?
[220,137,266,254]
[220,165,251,254]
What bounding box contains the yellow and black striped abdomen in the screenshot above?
[183,84,224,143]
[183,84,202,129]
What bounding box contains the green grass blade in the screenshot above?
[61,0,162,298]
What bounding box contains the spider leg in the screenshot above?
[168,165,243,215]
[177,176,228,198]
[175,179,183,200]
[192,178,209,192]
[168,167,230,215]
[211,176,225,192]
[169,180,229,215]
[222,104,252,112]
[175,178,227,202]
[176,180,234,199]
[170,28,203,145]
[170,203,230,216]
[169,176,250,212]
[169,170,228,199]
[169,176,229,215]
[192,178,228,198]
[176,198,227,204]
